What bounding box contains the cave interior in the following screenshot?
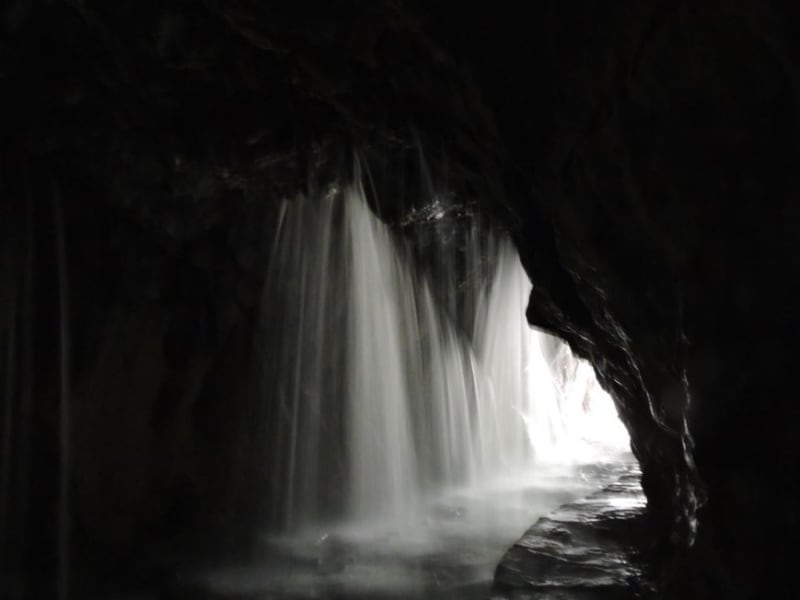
[2,1,800,599]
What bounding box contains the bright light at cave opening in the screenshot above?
[522,332,631,465]
[482,237,632,467]
[550,352,631,461]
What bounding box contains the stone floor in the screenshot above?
[492,464,654,600]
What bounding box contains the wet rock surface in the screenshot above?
[494,463,653,600]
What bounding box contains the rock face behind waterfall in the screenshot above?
[2,2,800,598]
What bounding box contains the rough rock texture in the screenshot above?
[494,463,652,599]
[2,1,799,598]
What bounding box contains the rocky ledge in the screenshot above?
[493,463,653,600]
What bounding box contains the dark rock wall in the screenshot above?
[416,3,800,596]
[2,1,799,597]
[0,149,266,581]
[449,4,800,596]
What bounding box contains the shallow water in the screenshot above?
[183,453,634,600]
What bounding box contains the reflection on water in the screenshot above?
[186,456,634,599]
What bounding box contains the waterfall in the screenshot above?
[345,182,421,521]
[261,188,349,528]
[472,237,554,472]
[261,180,628,532]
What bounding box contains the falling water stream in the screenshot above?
[189,181,634,598]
